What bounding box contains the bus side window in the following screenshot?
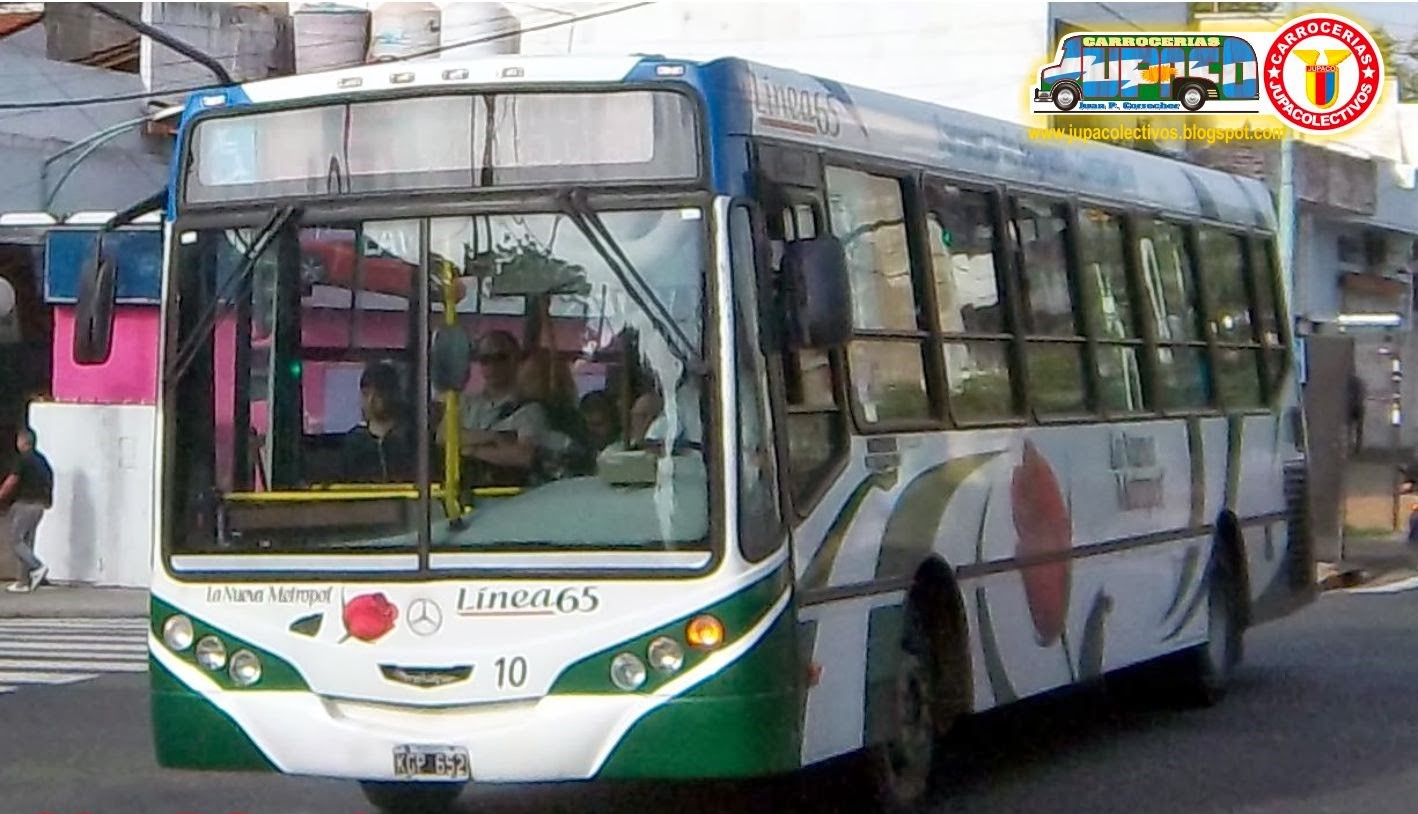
[1196,227,1264,409]
[924,181,1018,422]
[1248,236,1287,399]
[824,165,932,426]
[731,204,783,561]
[769,200,849,511]
[1010,195,1090,416]
[1076,207,1146,414]
[1139,220,1211,410]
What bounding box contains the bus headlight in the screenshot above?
[647,636,684,674]
[229,650,262,687]
[610,652,647,691]
[162,615,194,651]
[195,635,227,670]
[686,614,725,651]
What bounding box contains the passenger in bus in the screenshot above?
[578,391,619,456]
[340,361,416,483]
[451,332,554,486]
[512,349,589,480]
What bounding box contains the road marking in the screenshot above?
[1345,574,1418,594]
[0,617,149,697]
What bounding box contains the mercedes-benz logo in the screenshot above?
[407,598,443,636]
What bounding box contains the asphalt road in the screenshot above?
[1,586,1412,814]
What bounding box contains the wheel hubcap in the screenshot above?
[1059,89,1075,106]
[1185,89,1201,106]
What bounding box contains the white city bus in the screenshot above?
[71,54,1313,813]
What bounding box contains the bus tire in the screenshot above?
[867,595,956,813]
[1178,84,1207,112]
[358,780,465,814]
[1051,82,1081,111]
[1178,550,1244,707]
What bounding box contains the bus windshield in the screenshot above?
[163,206,709,561]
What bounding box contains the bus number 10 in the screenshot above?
[494,656,527,689]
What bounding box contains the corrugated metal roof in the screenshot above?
[0,10,41,39]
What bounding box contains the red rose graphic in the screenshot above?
[342,593,398,642]
[1011,440,1072,646]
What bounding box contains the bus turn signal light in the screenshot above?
[685,615,725,650]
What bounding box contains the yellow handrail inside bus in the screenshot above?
[440,256,464,521]
[220,486,519,503]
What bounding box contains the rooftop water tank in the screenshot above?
[440,3,521,59]
[293,3,370,74]
[368,2,441,62]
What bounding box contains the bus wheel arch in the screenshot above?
[1051,81,1082,112]
[865,557,971,811]
[909,556,973,725]
[1214,511,1252,627]
[1177,512,1250,705]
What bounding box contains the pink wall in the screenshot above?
[51,306,159,405]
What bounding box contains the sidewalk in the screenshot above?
[0,582,147,618]
[1319,534,1418,590]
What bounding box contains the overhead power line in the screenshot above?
[0,1,654,111]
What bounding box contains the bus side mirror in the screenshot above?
[73,237,118,365]
[431,326,472,393]
[782,236,853,349]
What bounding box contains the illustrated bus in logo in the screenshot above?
[1033,33,1260,113]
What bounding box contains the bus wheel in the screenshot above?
[1179,555,1243,706]
[1051,83,1080,111]
[869,604,946,812]
[1179,84,1206,112]
[358,781,465,814]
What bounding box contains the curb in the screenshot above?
[1318,567,1369,591]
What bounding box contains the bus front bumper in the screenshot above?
[150,610,801,782]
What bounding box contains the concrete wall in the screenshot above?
[28,401,155,588]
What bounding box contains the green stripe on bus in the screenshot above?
[800,477,878,591]
[1160,544,1202,625]
[150,596,309,692]
[975,586,1017,704]
[862,602,906,747]
[1187,416,1204,528]
[150,656,278,771]
[596,611,800,778]
[548,563,789,695]
[875,452,999,580]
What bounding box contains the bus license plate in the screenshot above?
[392,745,471,780]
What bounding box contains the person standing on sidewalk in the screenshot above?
[0,427,51,593]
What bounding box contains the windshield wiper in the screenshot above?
[557,189,705,376]
[166,206,300,385]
